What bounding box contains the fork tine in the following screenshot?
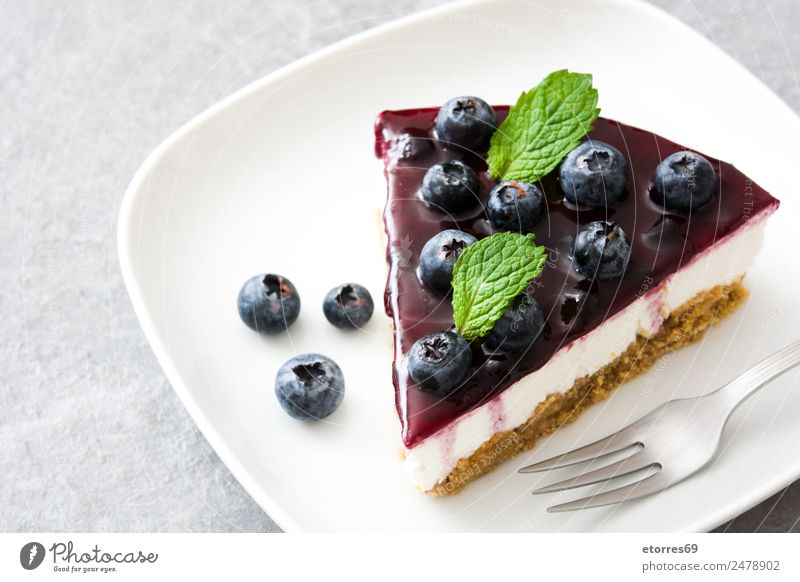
[546,471,669,512]
[518,433,641,473]
[532,455,658,494]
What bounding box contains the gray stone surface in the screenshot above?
[0,0,797,532]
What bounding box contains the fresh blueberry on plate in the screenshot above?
[653,151,716,210]
[408,331,472,394]
[237,273,300,334]
[571,221,631,280]
[435,96,497,152]
[559,141,627,207]
[487,180,546,233]
[483,292,545,354]
[420,160,480,213]
[418,229,478,294]
[323,283,374,329]
[275,353,345,420]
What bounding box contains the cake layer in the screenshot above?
[376,108,779,449]
[405,212,770,491]
[429,279,749,495]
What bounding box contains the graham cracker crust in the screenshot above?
[427,280,748,496]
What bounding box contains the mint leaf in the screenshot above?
[487,70,600,182]
[452,232,547,341]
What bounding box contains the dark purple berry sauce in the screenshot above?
[376,106,779,448]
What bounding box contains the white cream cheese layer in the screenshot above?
[405,211,773,492]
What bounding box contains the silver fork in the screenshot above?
[519,339,800,512]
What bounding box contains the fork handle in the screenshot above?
[708,339,800,417]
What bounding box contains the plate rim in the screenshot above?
[117,0,800,532]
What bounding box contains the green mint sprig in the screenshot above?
[487,69,600,183]
[452,232,547,341]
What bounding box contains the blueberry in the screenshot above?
[559,290,599,333]
[483,292,545,354]
[408,331,472,394]
[323,283,374,329]
[487,180,546,232]
[420,160,480,213]
[418,229,478,294]
[237,273,300,334]
[435,96,497,152]
[389,131,433,162]
[275,353,344,420]
[571,221,631,280]
[559,141,627,207]
[653,151,716,210]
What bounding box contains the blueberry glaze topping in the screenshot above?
[377,106,778,446]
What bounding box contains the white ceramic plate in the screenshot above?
[118,0,800,531]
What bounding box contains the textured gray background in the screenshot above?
[1,0,798,533]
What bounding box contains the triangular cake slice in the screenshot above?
[375,98,779,495]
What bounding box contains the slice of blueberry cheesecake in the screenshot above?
[374,70,779,495]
